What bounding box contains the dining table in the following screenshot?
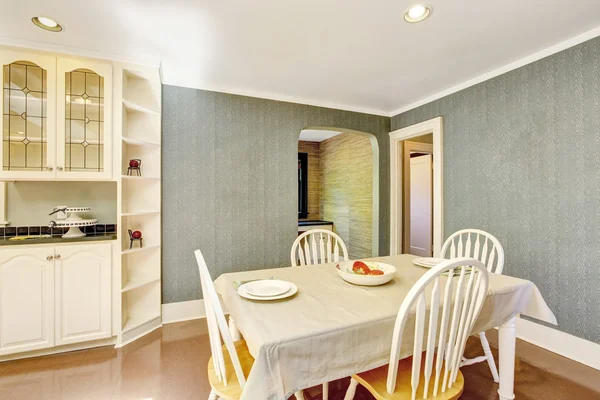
[213,254,557,400]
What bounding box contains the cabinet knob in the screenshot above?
[54,254,61,260]
[46,255,53,261]
[47,166,53,171]
[57,166,63,171]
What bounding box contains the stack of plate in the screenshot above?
[412,257,446,268]
[238,280,298,301]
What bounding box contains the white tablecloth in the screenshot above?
[213,255,556,400]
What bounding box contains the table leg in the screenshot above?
[228,317,242,341]
[344,378,359,400]
[497,316,517,400]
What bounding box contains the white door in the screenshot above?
[55,243,111,345]
[56,57,112,180]
[0,247,55,355]
[0,49,57,180]
[409,155,433,256]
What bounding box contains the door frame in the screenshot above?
[390,117,443,256]
[402,142,433,254]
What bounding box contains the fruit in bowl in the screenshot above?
[350,261,385,276]
[336,261,396,286]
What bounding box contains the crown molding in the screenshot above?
[160,65,390,117]
[5,23,600,120]
[0,36,160,68]
[389,25,600,118]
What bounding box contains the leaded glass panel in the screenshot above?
[2,61,47,171]
[65,69,104,172]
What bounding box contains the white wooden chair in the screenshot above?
[291,229,349,266]
[195,249,254,400]
[290,229,348,400]
[441,229,504,383]
[343,257,490,400]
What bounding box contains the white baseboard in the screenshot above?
[515,318,600,371]
[162,299,206,324]
[162,299,230,324]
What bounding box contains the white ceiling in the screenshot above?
[2,1,600,116]
[299,129,342,142]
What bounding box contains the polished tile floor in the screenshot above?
[1,319,599,400]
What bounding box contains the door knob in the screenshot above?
[46,255,53,261]
[54,254,61,260]
[57,166,63,171]
[47,166,53,171]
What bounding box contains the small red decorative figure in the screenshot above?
[128,229,143,249]
[127,159,142,176]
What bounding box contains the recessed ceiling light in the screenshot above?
[32,16,62,32]
[404,4,432,23]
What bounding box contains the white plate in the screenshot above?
[238,282,298,301]
[242,279,291,297]
[412,257,446,268]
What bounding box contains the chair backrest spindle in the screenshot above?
[195,249,247,389]
[385,258,489,399]
[441,229,505,274]
[291,229,349,266]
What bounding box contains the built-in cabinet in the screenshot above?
[0,247,54,356]
[55,243,111,346]
[0,242,111,356]
[0,49,112,181]
[0,45,162,356]
[114,65,162,346]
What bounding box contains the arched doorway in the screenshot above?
[297,127,379,258]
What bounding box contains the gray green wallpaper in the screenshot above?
[162,87,390,304]
[392,37,600,343]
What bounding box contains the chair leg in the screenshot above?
[208,389,219,400]
[323,382,329,400]
[479,331,500,383]
[344,378,359,400]
[295,390,305,400]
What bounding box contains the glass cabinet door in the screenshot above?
[57,58,112,180]
[0,52,56,179]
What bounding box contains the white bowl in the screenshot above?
[336,261,396,286]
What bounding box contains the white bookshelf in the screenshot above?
[114,63,162,346]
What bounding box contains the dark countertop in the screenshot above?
[298,220,334,226]
[0,234,118,246]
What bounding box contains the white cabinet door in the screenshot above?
[56,57,112,180]
[0,50,57,180]
[55,243,111,345]
[0,247,55,355]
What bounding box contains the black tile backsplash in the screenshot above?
[0,224,117,238]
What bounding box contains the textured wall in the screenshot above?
[298,141,321,219]
[162,87,390,304]
[392,37,600,343]
[320,133,373,259]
